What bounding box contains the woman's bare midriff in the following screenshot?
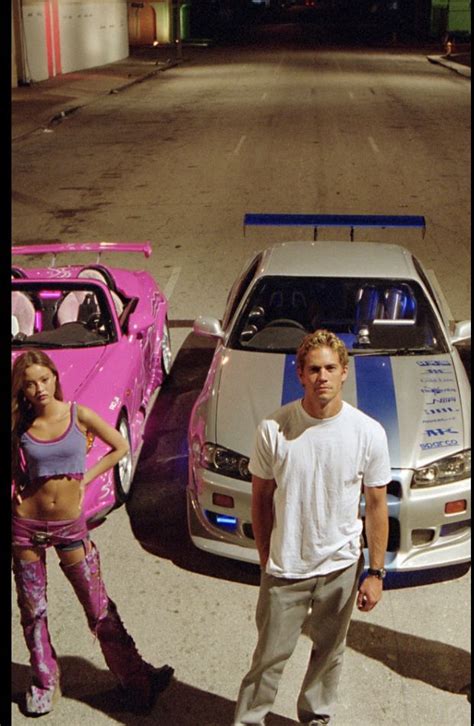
[12,476,83,521]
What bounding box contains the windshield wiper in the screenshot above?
[350,347,436,356]
[11,340,65,349]
[12,339,108,349]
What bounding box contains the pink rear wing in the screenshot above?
[12,242,152,266]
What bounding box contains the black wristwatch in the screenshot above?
[367,567,387,580]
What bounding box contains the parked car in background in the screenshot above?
[12,242,172,523]
[188,214,471,575]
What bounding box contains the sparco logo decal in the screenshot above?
[420,440,458,450]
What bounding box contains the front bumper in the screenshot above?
[187,465,471,571]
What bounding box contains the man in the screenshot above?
[233,329,390,726]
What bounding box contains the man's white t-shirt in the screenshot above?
[249,399,391,579]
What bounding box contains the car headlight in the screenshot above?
[195,442,251,481]
[412,450,471,488]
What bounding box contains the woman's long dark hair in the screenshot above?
[11,350,63,484]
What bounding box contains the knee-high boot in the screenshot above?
[60,541,173,711]
[13,554,61,715]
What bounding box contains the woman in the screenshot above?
[12,349,173,716]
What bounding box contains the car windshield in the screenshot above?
[12,282,117,348]
[229,276,448,354]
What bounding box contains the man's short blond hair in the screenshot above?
[296,329,349,370]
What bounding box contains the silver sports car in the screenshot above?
[188,214,471,574]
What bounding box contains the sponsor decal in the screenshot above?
[417,358,461,450]
[422,416,456,425]
[421,387,457,394]
[420,440,458,450]
[424,406,456,415]
[425,427,459,437]
[426,397,457,404]
[420,369,453,375]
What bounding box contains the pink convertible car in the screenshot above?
[12,242,171,523]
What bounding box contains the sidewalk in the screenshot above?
[427,51,471,77]
[11,45,187,142]
[12,43,470,143]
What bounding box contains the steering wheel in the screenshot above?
[85,313,102,331]
[266,319,306,331]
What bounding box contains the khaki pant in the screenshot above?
[233,556,364,725]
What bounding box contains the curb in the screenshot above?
[427,55,471,78]
[46,58,182,125]
[13,57,183,142]
[106,57,184,94]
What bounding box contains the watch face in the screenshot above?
[368,568,386,579]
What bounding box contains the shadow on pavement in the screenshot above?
[345,621,471,702]
[126,331,261,586]
[12,658,296,725]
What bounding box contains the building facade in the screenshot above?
[11,0,177,85]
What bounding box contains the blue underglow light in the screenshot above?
[206,510,238,529]
[216,515,238,526]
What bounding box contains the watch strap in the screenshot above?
[367,567,386,579]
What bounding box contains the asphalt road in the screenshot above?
[11,29,471,726]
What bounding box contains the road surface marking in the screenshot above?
[368,136,380,153]
[164,266,181,301]
[233,135,247,155]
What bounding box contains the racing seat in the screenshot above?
[56,292,101,328]
[78,266,124,318]
[12,292,35,337]
[383,285,417,321]
[55,291,86,326]
[353,285,382,329]
[268,290,284,318]
[291,290,307,325]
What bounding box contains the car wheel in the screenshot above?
[114,415,133,503]
[161,318,172,377]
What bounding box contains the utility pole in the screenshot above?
[174,0,183,61]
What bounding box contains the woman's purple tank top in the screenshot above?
[20,402,86,482]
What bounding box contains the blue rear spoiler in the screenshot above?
[243,213,426,240]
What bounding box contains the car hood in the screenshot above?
[11,347,108,402]
[215,350,467,469]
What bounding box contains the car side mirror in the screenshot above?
[193,316,224,339]
[450,320,471,346]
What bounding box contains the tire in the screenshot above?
[160,318,173,378]
[114,414,133,503]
